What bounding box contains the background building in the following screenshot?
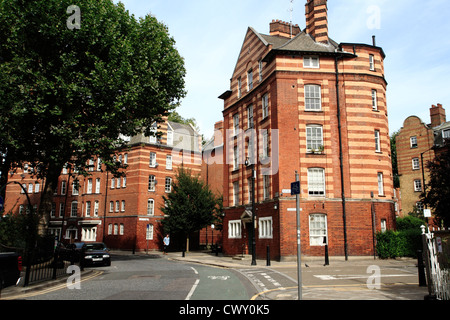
[218,0,395,260]
[4,119,202,252]
[396,103,448,217]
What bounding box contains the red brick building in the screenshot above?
[396,103,449,218]
[218,0,395,260]
[3,120,202,251]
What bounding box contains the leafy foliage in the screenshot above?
[161,167,222,243]
[376,216,424,258]
[0,0,186,226]
[420,141,450,228]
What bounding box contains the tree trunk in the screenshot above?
[37,163,61,236]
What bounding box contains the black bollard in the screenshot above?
[266,246,271,266]
[323,237,329,266]
[417,250,427,287]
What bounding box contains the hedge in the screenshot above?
[376,216,424,259]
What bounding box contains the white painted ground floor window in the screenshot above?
[81,227,97,242]
[228,220,242,239]
[258,217,273,239]
[309,214,327,246]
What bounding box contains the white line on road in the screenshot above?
[185,279,200,300]
[314,274,413,281]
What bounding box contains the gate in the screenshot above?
[422,226,450,300]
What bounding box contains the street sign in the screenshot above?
[424,209,432,218]
[291,181,300,195]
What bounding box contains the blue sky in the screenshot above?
[115,0,450,139]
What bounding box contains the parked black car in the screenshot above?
[0,253,22,289]
[82,242,111,267]
[56,242,85,263]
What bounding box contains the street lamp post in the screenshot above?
[245,157,257,266]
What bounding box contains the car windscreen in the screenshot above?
[85,244,106,251]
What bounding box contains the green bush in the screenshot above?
[376,224,423,259]
[396,215,425,231]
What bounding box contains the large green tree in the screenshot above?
[0,0,186,230]
[420,141,450,228]
[161,167,222,252]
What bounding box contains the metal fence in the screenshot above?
[1,244,80,288]
[22,253,74,286]
[422,226,450,300]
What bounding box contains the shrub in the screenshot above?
[396,215,425,231]
[376,227,423,259]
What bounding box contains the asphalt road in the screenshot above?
[18,253,256,300]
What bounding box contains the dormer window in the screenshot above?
[167,128,173,146]
[304,56,319,68]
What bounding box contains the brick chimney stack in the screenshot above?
[305,0,329,44]
[430,103,446,128]
[270,20,301,39]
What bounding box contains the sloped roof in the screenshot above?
[259,30,339,54]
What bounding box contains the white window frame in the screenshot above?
[87,178,93,194]
[146,224,154,240]
[372,90,378,110]
[380,219,387,233]
[95,178,101,194]
[148,175,156,192]
[414,179,422,192]
[149,152,157,167]
[262,93,269,119]
[378,172,384,196]
[412,158,420,170]
[233,145,239,170]
[233,113,240,136]
[308,168,325,196]
[375,130,381,152]
[247,68,253,91]
[61,181,67,195]
[306,125,323,153]
[303,56,320,68]
[85,201,91,217]
[309,214,328,246]
[228,220,242,239]
[165,177,172,193]
[369,54,375,71]
[260,130,269,159]
[147,199,155,216]
[167,129,174,146]
[70,201,78,217]
[259,60,263,82]
[305,85,322,111]
[165,155,172,170]
[263,175,270,200]
[94,201,99,217]
[121,200,125,212]
[247,105,254,129]
[149,123,157,144]
[259,217,273,239]
[238,77,242,98]
[59,202,65,218]
[410,136,418,148]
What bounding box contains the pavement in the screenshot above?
[0,250,431,301]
